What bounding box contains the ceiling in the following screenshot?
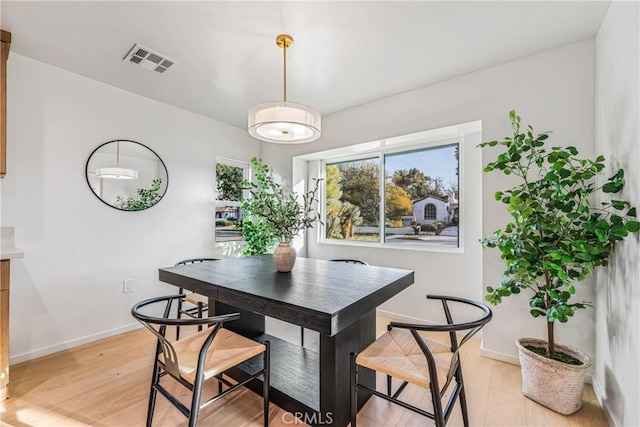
[1,1,611,130]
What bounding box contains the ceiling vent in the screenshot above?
[123,43,177,74]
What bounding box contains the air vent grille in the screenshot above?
[123,43,177,74]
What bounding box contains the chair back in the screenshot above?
[131,295,239,379]
[391,295,492,349]
[388,295,492,391]
[175,258,220,267]
[432,295,492,350]
[329,259,369,265]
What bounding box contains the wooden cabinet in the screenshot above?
[0,225,22,400]
[0,260,9,399]
[1,29,11,178]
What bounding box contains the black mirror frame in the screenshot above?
[85,139,169,212]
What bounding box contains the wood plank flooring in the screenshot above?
[0,318,609,426]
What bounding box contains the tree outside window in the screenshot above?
[325,158,379,241]
[216,163,243,201]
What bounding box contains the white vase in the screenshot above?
[273,242,297,273]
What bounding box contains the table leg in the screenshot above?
[210,299,266,336]
[209,299,375,427]
[319,310,376,427]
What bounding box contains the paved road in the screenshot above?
[385,226,459,247]
[439,226,459,236]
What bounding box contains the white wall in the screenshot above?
[0,54,259,362]
[594,2,640,426]
[0,37,609,377]
[261,40,596,362]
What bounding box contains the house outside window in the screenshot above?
[215,158,249,243]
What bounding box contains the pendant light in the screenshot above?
[95,140,138,180]
[248,34,321,144]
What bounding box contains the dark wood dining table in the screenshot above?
[159,255,414,427]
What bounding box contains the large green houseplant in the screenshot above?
[479,111,639,414]
[241,157,321,272]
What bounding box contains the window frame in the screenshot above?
[318,135,464,253]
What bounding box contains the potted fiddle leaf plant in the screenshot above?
[241,157,321,272]
[479,111,639,415]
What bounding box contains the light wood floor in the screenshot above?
[1,318,608,427]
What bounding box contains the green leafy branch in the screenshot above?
[241,157,322,245]
[115,178,163,211]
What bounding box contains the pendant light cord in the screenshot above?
[283,37,287,102]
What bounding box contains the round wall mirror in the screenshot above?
[85,139,169,211]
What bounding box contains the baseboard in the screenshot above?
[9,322,142,365]
[376,309,435,325]
[480,346,520,365]
[592,377,617,427]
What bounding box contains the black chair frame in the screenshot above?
[350,295,492,427]
[132,295,270,427]
[175,258,219,340]
[328,259,369,265]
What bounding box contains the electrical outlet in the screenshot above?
[123,279,134,293]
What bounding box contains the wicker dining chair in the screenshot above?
[132,295,270,427]
[174,258,220,340]
[299,259,369,347]
[350,295,492,427]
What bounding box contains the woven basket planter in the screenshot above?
[516,338,591,415]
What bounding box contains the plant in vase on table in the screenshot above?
[479,111,639,415]
[241,157,322,272]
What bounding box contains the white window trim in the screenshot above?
[297,121,479,254]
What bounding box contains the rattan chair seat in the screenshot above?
[160,328,265,384]
[356,328,453,390]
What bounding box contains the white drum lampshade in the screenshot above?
[95,167,138,180]
[248,34,321,144]
[95,140,138,180]
[248,101,321,144]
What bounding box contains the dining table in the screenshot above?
[159,255,414,427]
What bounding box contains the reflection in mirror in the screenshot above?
[86,140,168,211]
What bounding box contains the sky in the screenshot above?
[385,143,459,190]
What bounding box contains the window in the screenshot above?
[424,203,436,220]
[323,142,460,249]
[325,158,380,241]
[215,158,249,243]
